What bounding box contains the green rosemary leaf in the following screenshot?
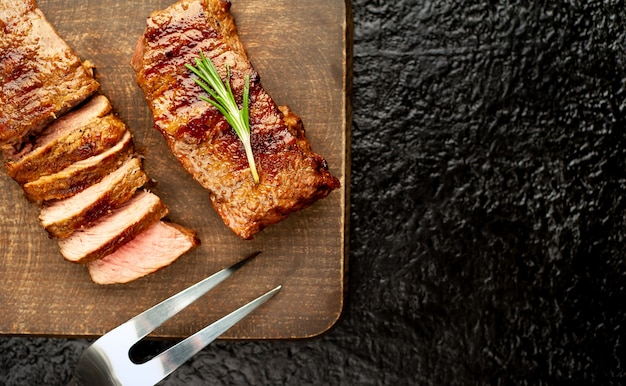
[185,51,259,183]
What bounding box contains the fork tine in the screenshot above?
[109,251,261,342]
[71,252,278,386]
[139,285,282,385]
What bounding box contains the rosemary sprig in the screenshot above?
[185,51,259,183]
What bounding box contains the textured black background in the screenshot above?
[2,0,626,384]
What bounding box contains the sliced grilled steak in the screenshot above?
[0,0,99,149]
[132,0,340,239]
[58,190,168,264]
[6,95,127,184]
[4,95,111,163]
[31,94,111,149]
[1,0,200,284]
[87,221,199,285]
[22,130,134,202]
[40,157,148,238]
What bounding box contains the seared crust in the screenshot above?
[40,158,148,238]
[133,0,340,239]
[0,1,99,148]
[6,96,127,184]
[22,131,134,202]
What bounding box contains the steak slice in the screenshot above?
[87,221,199,285]
[132,0,340,239]
[22,130,133,202]
[6,95,127,184]
[58,190,168,264]
[40,157,148,238]
[0,0,99,149]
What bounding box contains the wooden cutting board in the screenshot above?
[0,0,351,339]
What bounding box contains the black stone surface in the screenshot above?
[2,0,626,384]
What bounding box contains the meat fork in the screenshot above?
[69,252,281,386]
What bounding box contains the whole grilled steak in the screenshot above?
[0,0,99,149]
[132,0,340,239]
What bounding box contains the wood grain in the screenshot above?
[0,0,351,339]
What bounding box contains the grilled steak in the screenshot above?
[22,130,134,202]
[6,95,127,184]
[132,0,340,239]
[40,157,148,238]
[5,94,111,162]
[0,0,199,284]
[0,0,99,149]
[87,221,199,285]
[58,190,168,264]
